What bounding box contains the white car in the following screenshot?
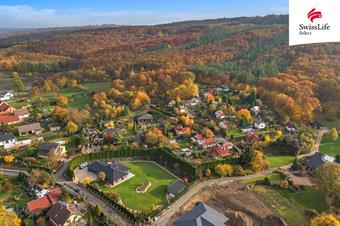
[79,162,88,169]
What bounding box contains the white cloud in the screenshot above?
[0,5,287,28]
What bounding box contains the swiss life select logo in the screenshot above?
[298,8,330,36]
[289,0,340,45]
[307,8,322,22]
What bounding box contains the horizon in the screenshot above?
[0,0,288,29]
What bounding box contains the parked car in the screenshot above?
[79,162,88,169]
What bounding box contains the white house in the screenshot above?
[251,106,260,115]
[0,91,14,101]
[254,120,266,130]
[215,110,225,120]
[0,133,16,146]
[168,100,176,108]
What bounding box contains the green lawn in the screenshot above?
[319,136,340,157]
[0,176,32,209]
[82,82,110,93]
[279,187,329,213]
[242,172,282,186]
[265,155,295,167]
[96,161,177,211]
[316,113,340,128]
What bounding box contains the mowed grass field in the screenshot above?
[98,161,177,211]
[30,82,110,110]
[265,154,295,167]
[320,136,340,157]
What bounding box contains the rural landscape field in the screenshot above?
[0,1,339,226]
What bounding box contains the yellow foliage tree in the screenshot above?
[0,205,21,226]
[203,128,214,138]
[83,176,91,185]
[3,155,15,164]
[98,172,106,182]
[214,164,233,177]
[66,121,78,133]
[310,214,340,226]
[250,151,269,172]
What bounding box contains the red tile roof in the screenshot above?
[194,134,203,141]
[0,115,20,124]
[209,146,229,157]
[0,102,10,112]
[204,138,216,146]
[27,188,62,214]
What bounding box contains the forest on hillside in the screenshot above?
[0,15,339,123]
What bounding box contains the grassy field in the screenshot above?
[279,187,329,213]
[0,176,32,209]
[96,161,177,211]
[316,114,340,128]
[82,82,110,93]
[319,136,340,157]
[253,186,310,226]
[265,154,295,167]
[242,172,282,186]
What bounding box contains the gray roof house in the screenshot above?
[136,114,154,125]
[167,180,186,196]
[174,202,229,226]
[18,122,42,136]
[88,161,129,185]
[0,133,16,146]
[306,152,335,170]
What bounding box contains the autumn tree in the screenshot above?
[57,95,69,106]
[83,176,91,185]
[214,164,233,177]
[98,172,106,182]
[3,155,15,164]
[145,128,167,146]
[330,128,339,141]
[314,163,340,199]
[66,121,78,133]
[310,214,340,226]
[202,128,214,138]
[29,169,53,188]
[250,151,269,172]
[11,71,19,78]
[0,205,21,226]
[236,108,252,120]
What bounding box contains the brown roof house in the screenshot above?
[0,101,14,116]
[38,142,66,160]
[47,201,83,226]
[136,113,153,125]
[18,122,42,136]
[13,108,30,119]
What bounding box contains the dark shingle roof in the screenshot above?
[0,133,16,142]
[47,201,81,225]
[38,142,60,156]
[88,161,129,184]
[174,202,229,226]
[167,180,186,195]
[306,152,334,169]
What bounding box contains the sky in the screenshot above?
[0,0,288,28]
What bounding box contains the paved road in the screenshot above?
[152,128,329,226]
[0,168,28,177]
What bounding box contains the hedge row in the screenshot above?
[66,148,196,179]
[66,147,237,179]
[87,184,138,223]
